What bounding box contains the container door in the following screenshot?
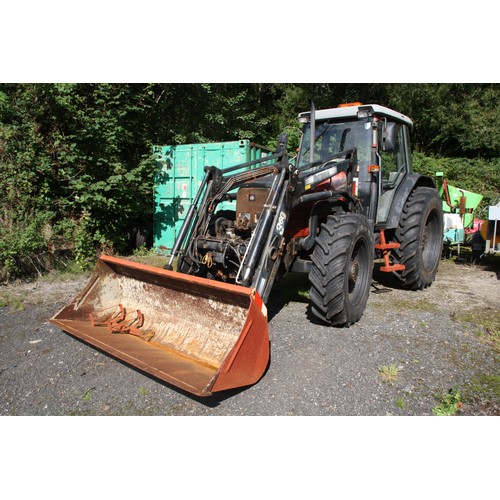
[154,145,197,252]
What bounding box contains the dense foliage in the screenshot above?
[1,83,499,279]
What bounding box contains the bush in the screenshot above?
[412,152,500,208]
[0,210,54,279]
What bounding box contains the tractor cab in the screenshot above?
[297,103,414,224]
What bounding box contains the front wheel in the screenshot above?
[309,214,374,326]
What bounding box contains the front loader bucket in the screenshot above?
[49,255,269,397]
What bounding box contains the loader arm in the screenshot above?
[237,167,289,300]
[173,134,292,301]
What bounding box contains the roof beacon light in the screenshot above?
[338,102,363,108]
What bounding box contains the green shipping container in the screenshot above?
[153,140,272,253]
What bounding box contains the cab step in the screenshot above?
[375,229,406,272]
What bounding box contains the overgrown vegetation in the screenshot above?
[0,291,25,310]
[463,374,500,406]
[432,386,463,416]
[1,83,499,281]
[452,307,500,346]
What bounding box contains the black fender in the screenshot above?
[384,174,436,230]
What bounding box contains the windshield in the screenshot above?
[298,118,372,168]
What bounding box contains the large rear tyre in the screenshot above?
[393,186,443,290]
[309,214,374,326]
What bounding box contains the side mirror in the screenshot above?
[382,121,397,152]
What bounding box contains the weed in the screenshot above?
[273,272,310,304]
[127,253,170,269]
[432,386,463,416]
[373,298,439,314]
[0,292,25,310]
[452,308,500,344]
[395,398,405,409]
[379,364,400,384]
[138,387,149,396]
[40,259,90,282]
[464,374,500,400]
[82,387,96,402]
[132,244,155,257]
[11,297,25,310]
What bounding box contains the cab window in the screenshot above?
[378,122,410,189]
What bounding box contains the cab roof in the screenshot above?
[298,103,413,127]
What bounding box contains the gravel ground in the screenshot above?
[1,256,499,416]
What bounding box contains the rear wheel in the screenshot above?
[393,186,443,289]
[309,214,374,326]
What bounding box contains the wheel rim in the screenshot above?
[348,238,369,303]
[422,209,441,271]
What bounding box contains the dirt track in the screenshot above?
[0,255,499,416]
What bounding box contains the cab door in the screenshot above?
[376,122,412,224]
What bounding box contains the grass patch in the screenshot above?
[452,308,500,343]
[379,364,400,384]
[126,253,171,269]
[432,386,463,416]
[373,298,439,314]
[82,387,96,402]
[39,259,91,282]
[273,272,310,303]
[464,374,500,400]
[0,292,26,310]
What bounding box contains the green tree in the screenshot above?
[1,83,498,280]
[0,83,158,275]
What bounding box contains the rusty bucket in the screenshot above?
[49,255,269,397]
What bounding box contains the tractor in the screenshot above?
[50,102,443,396]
